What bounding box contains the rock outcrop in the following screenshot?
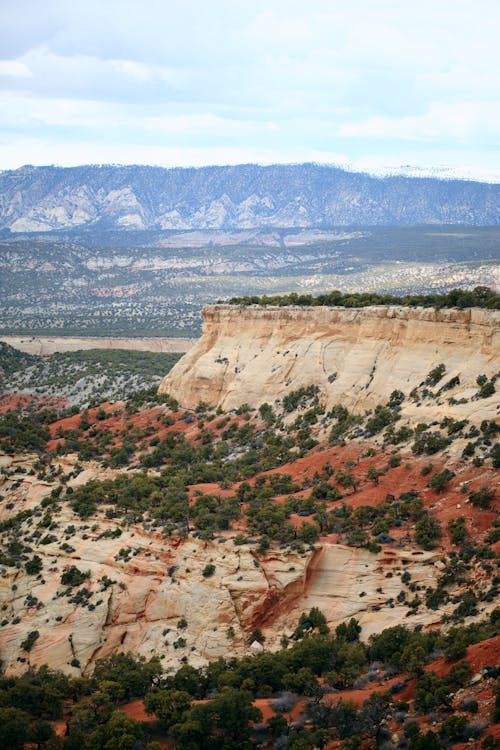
[0,505,442,676]
[0,456,313,676]
[159,304,499,421]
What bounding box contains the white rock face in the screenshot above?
[270,544,441,642]
[159,305,499,423]
[0,460,443,678]
[0,487,313,676]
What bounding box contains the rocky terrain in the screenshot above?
[0,407,496,679]
[1,164,499,232]
[161,304,499,422]
[0,297,498,749]
[0,343,182,407]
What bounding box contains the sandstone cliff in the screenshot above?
[159,305,499,421]
[0,453,444,676]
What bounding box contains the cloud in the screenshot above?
[337,101,500,142]
[0,1,498,177]
[0,60,33,78]
[0,138,349,171]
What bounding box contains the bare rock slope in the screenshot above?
[160,304,499,422]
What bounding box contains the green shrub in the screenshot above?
[25,555,43,575]
[414,514,442,549]
[428,468,455,491]
[426,363,446,386]
[21,630,40,652]
[469,486,495,509]
[60,566,89,587]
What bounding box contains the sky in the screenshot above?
[1,0,499,180]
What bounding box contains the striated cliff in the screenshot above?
[0,453,444,676]
[159,304,499,420]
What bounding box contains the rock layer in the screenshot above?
[159,304,500,419]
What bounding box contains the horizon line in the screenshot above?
[2,161,499,184]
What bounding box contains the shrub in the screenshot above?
[454,591,478,619]
[448,516,468,545]
[202,564,216,578]
[478,381,495,399]
[428,469,455,492]
[388,390,405,407]
[412,432,450,455]
[426,363,446,386]
[469,486,495,509]
[283,385,319,413]
[387,454,401,468]
[21,630,40,651]
[440,715,467,741]
[250,627,265,644]
[414,515,442,549]
[295,607,329,639]
[365,406,394,435]
[25,555,43,575]
[61,566,89,587]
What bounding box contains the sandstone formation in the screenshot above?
[0,458,307,676]
[0,335,194,357]
[0,453,447,677]
[159,304,499,422]
[0,494,442,677]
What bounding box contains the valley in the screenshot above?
[1,225,498,338]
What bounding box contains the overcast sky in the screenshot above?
[1,0,499,179]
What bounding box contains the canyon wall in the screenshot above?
[159,304,499,419]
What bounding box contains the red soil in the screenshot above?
[427,635,500,677]
[120,698,155,722]
[0,393,66,414]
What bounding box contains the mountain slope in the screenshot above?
[1,163,499,232]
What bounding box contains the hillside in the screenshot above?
[0,301,498,748]
[0,342,182,406]
[1,225,498,338]
[1,163,499,232]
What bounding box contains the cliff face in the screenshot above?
[0,453,443,676]
[0,453,313,676]
[159,304,499,419]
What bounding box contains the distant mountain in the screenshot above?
[0,163,498,232]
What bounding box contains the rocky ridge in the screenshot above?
[1,163,499,232]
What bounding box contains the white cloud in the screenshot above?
[0,1,499,176]
[338,101,500,142]
[0,60,32,77]
[0,138,349,171]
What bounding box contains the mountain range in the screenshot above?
[1,163,499,232]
